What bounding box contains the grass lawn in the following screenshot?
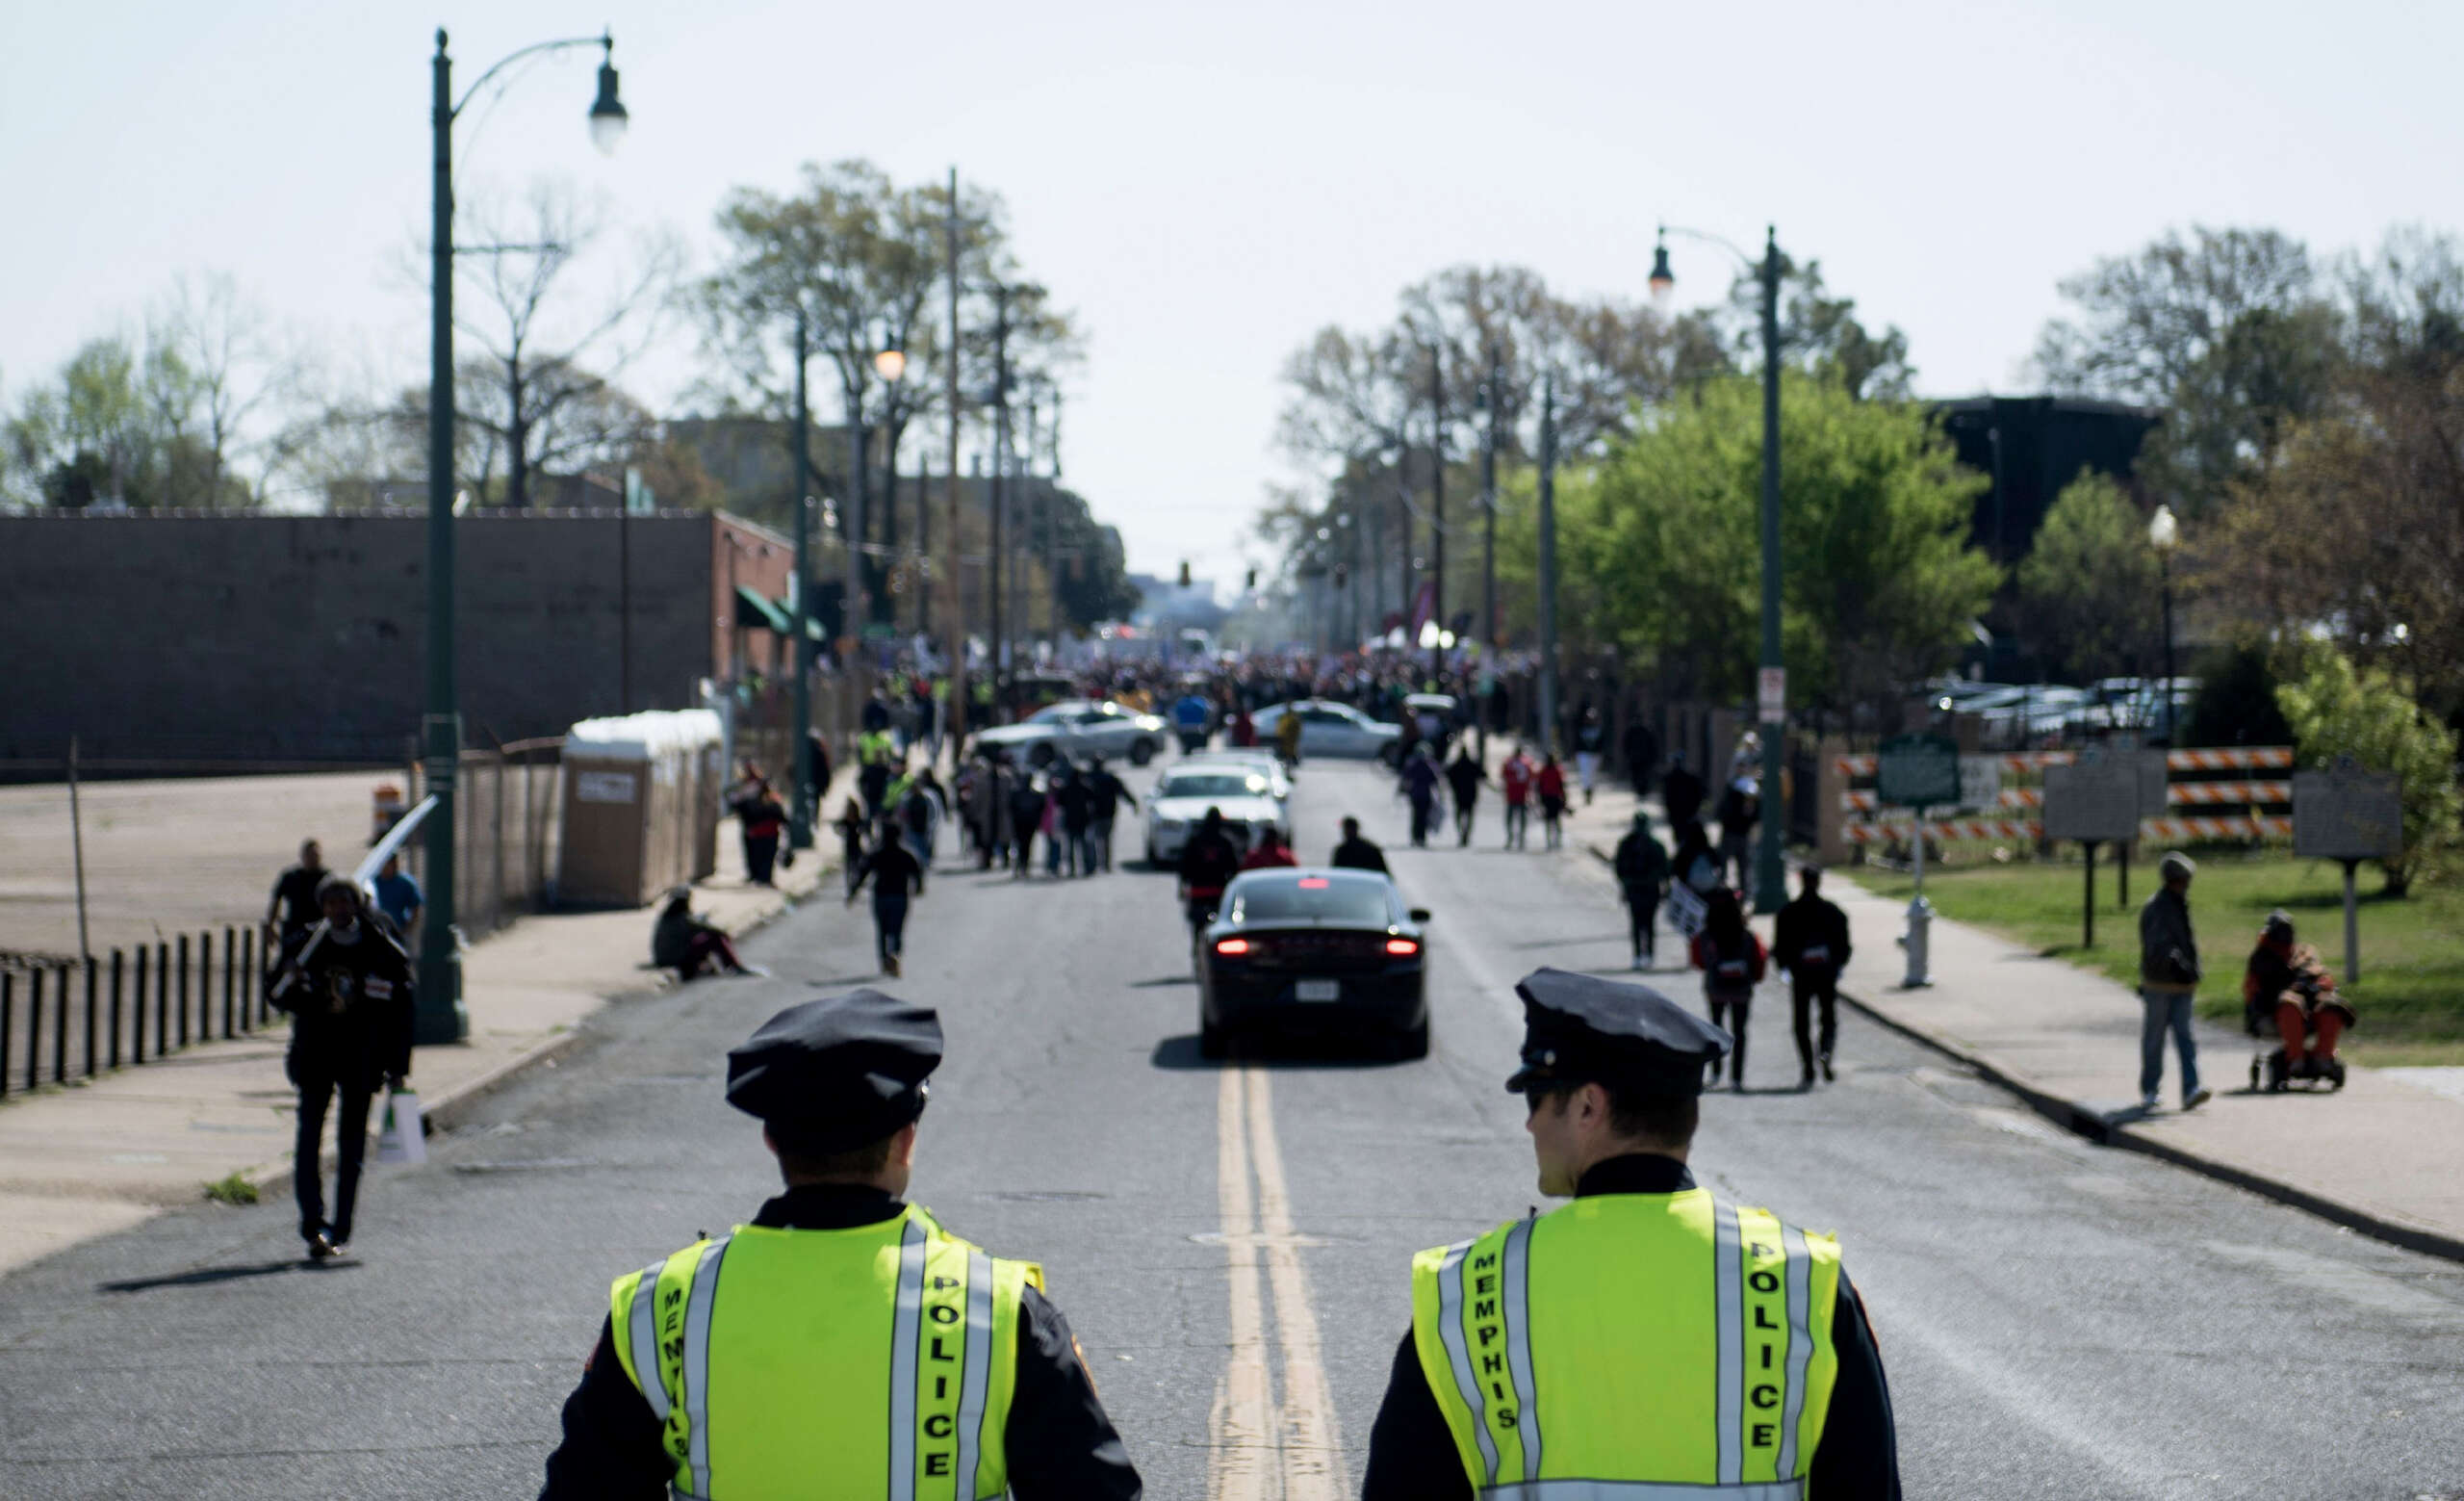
[1844,849,2464,1066]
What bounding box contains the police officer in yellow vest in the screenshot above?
[1361,968,1901,1499]
[539,990,1142,1498]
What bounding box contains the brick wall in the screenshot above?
[1,510,791,764]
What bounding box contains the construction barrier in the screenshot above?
[1829,744,2297,851]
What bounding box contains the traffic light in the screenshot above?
[1178,559,1192,587]
[1245,567,1258,591]
[1333,563,1348,588]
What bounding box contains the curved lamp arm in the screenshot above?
[451,31,612,120]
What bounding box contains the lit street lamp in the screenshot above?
[2149,503,2180,743]
[423,27,627,1044]
[1651,222,1788,915]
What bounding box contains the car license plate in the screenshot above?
[1296,979,1341,1002]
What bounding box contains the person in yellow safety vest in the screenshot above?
[1361,967,1901,1500]
[539,991,1144,1499]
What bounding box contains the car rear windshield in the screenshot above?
[1162,772,1267,798]
[1232,879,1393,925]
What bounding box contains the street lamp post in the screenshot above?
[788,308,816,850]
[1536,374,1561,756]
[1475,359,1501,760]
[874,334,908,634]
[423,26,626,1044]
[1651,223,1789,915]
[2149,504,2180,742]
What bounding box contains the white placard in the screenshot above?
[1959,756,2002,813]
[574,770,639,804]
[1758,667,1786,725]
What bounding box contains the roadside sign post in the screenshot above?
[2294,761,2403,985]
[2044,749,2144,949]
[1879,735,1959,988]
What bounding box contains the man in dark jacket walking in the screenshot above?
[1331,816,1388,873]
[274,876,413,1260]
[2138,851,2211,1112]
[1774,865,1853,1086]
[1612,812,1670,970]
[1443,746,1484,846]
[848,821,927,977]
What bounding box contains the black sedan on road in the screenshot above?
[1197,867,1429,1059]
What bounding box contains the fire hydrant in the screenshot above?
[1899,893,1934,988]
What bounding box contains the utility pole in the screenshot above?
[420,30,467,1044]
[988,285,1011,720]
[1427,346,1446,672]
[1537,374,1561,758]
[789,307,817,850]
[1479,355,1501,762]
[942,168,965,745]
[1754,225,1786,916]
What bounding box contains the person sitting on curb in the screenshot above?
[2244,910,2356,1089]
[653,887,763,981]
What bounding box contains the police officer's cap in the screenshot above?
[727,990,942,1152]
[1503,967,1730,1099]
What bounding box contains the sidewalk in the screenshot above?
[1458,738,2464,1263]
[0,785,851,1279]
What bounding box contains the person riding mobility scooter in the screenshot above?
[2243,911,2356,1092]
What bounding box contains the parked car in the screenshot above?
[1249,700,1403,762]
[1198,867,1430,1059]
[975,699,1169,768]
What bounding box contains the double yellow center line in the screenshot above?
[1211,1066,1348,1501]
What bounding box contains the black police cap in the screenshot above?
[726,990,942,1152]
[1504,967,1730,1099]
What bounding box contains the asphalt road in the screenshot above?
[2,756,2460,1499]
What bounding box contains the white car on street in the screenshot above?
[974,699,1170,768]
[1144,764,1292,865]
[1180,748,1292,802]
[1249,700,1403,762]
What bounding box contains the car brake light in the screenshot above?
[1215,938,1251,956]
[1386,938,1421,956]
[1297,876,1329,889]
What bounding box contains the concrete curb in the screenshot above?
[1579,838,2464,1266]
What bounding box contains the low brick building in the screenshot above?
[1,509,799,767]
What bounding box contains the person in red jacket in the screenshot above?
[1240,824,1298,870]
[1499,746,1534,849]
[1689,886,1768,1091]
[1535,753,1569,850]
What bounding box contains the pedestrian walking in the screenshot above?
[1576,705,1604,805]
[733,773,785,887]
[1240,824,1297,870]
[1622,717,1660,794]
[271,876,412,1261]
[1661,753,1706,832]
[370,852,422,943]
[1444,745,1484,846]
[1084,758,1129,871]
[1536,752,1569,850]
[847,819,927,978]
[1056,764,1093,877]
[834,799,869,896]
[807,728,834,811]
[1331,815,1389,873]
[1173,687,1212,754]
[896,777,937,872]
[1774,865,1852,1086]
[1274,704,1303,769]
[1500,745,1534,849]
[857,723,896,816]
[2138,851,2212,1111]
[264,838,329,966]
[1716,774,1759,892]
[1175,807,1243,945]
[1612,811,1670,970]
[539,991,1144,1498]
[1689,887,1767,1091]
[1042,769,1072,877]
[1399,744,1442,848]
[1358,968,1900,1498]
[1009,771,1047,880]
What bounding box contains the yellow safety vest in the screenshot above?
[609,1204,1041,1500]
[860,731,896,766]
[1410,1189,1842,1499]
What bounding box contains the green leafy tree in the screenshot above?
[2013,472,2163,684]
[1525,375,1997,715]
[2276,646,2461,894]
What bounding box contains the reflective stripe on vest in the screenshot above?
[1410,1190,1841,1496]
[608,1206,1038,1499]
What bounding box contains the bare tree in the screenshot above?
[155,272,289,506]
[451,180,679,507]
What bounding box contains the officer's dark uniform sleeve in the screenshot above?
[1810,1270,1901,1498]
[1361,1331,1471,1501]
[539,1316,669,1501]
[1005,1283,1143,1499]
[1363,1273,1900,1501]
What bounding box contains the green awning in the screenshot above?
[732,582,792,634]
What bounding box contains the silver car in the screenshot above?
[1250,700,1402,761]
[975,699,1170,768]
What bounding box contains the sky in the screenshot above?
[7,0,2461,591]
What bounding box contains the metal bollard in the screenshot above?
[155,942,169,1054]
[222,928,237,1038]
[54,964,70,1083]
[84,960,98,1078]
[1900,893,1935,989]
[110,950,124,1070]
[1,971,13,1098]
[133,946,149,1064]
[176,936,191,1049]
